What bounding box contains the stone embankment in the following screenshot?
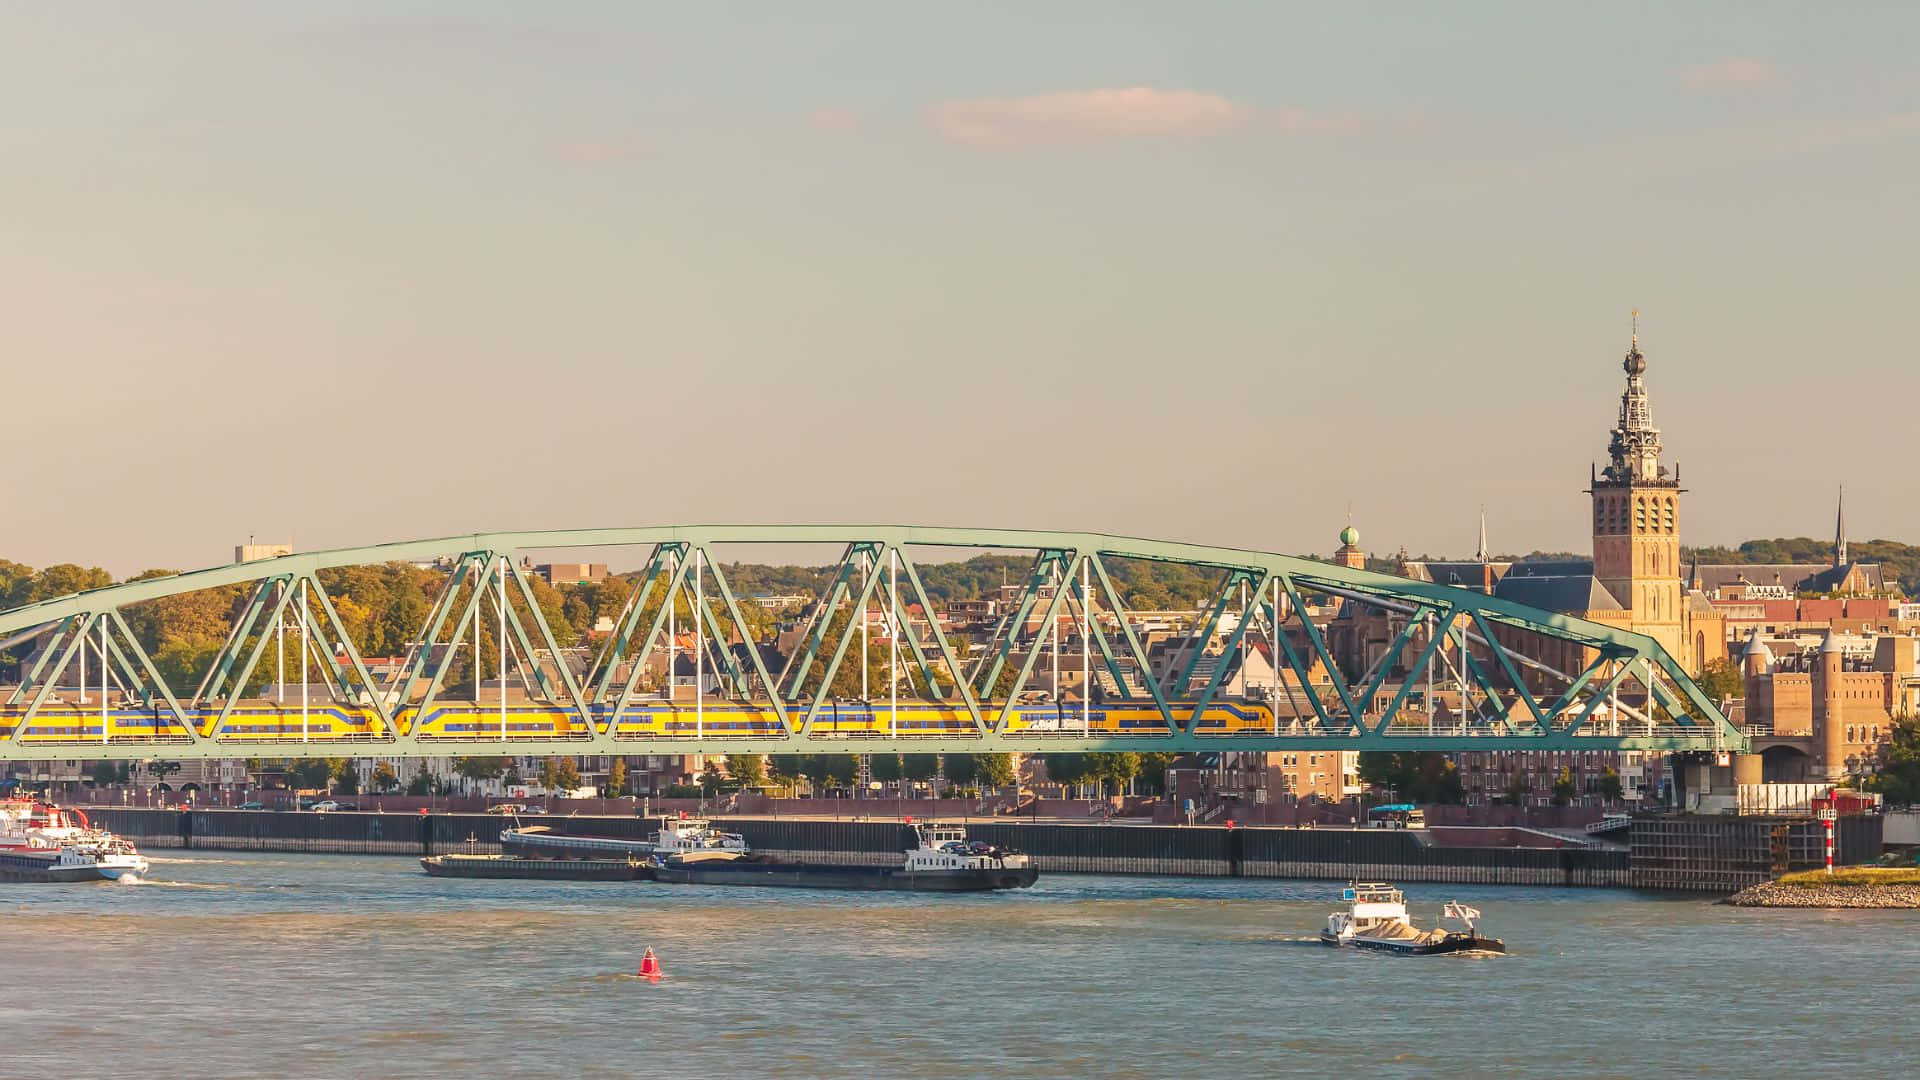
[1726,879,1920,909]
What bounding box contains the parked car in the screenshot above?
[311,800,341,813]
[236,801,265,810]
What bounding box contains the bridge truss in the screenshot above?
[0,527,1743,760]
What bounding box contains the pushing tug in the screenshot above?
[1318,883,1505,955]
[649,822,1038,892]
[501,815,749,862]
[0,799,150,883]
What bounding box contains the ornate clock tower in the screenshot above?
[1587,317,1686,663]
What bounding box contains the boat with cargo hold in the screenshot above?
[1318,883,1504,955]
[0,799,150,883]
[648,822,1037,892]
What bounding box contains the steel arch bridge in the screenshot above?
[0,526,1743,761]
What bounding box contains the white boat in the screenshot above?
[0,799,151,883]
[501,815,749,862]
[1318,883,1504,955]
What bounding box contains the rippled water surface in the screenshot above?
[4,853,1918,1078]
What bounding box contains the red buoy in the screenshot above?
[638,948,663,980]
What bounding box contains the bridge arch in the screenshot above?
[0,526,1741,760]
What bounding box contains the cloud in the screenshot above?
[1681,57,1786,92]
[929,87,1253,148]
[806,108,862,135]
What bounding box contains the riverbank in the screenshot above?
[79,808,1631,886]
[1725,868,1920,909]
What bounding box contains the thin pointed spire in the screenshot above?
[1474,507,1489,564]
[1835,485,1848,567]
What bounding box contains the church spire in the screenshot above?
[1835,485,1848,567]
[1604,310,1665,484]
[1474,506,1489,563]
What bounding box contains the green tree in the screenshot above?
[942,754,978,786]
[371,762,400,793]
[1355,752,1465,805]
[1504,772,1531,806]
[554,757,582,792]
[1593,767,1624,803]
[1862,715,1920,807]
[286,758,330,791]
[1695,657,1743,703]
[453,757,504,787]
[900,753,940,784]
[976,753,1017,790]
[868,753,902,783]
[726,754,767,788]
[607,758,628,797]
[812,754,857,788]
[767,754,807,790]
[539,758,561,792]
[502,764,524,788]
[1088,751,1142,797]
[1551,767,1576,806]
[1042,753,1097,793]
[1134,752,1177,796]
[332,759,360,795]
[406,762,435,796]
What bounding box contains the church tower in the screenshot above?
[1587,316,1686,661]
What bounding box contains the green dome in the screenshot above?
[1339,525,1360,547]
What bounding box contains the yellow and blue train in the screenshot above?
[0,697,1333,744]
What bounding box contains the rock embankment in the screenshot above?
[1726,880,1920,909]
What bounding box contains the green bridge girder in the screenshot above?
[0,526,1746,761]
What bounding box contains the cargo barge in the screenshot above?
[420,854,642,880]
[651,822,1037,892]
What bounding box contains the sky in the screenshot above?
[3,2,1916,576]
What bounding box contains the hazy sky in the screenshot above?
[4,2,1916,576]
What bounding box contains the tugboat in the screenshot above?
[0,799,150,883]
[501,815,750,862]
[649,821,1038,892]
[1318,883,1504,955]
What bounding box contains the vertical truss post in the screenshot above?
[7,615,79,706]
[799,556,889,734]
[1168,576,1241,699]
[1185,570,1271,733]
[606,549,694,734]
[1375,607,1457,736]
[974,550,1065,702]
[895,549,986,733]
[198,577,286,705]
[697,552,790,730]
[1277,576,1360,726]
[206,582,304,738]
[1343,603,1437,733]
[780,545,871,702]
[414,553,504,724]
[1469,610,1547,733]
[101,611,197,742]
[10,614,93,740]
[587,545,675,704]
[992,553,1081,733]
[304,575,396,737]
[504,558,589,719]
[1088,554,1175,730]
[390,554,482,709]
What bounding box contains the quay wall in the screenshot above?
[1629,814,1884,892]
[85,808,1628,886]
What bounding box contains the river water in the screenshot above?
[3,853,1916,1078]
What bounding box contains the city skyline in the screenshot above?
[5,4,1918,574]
